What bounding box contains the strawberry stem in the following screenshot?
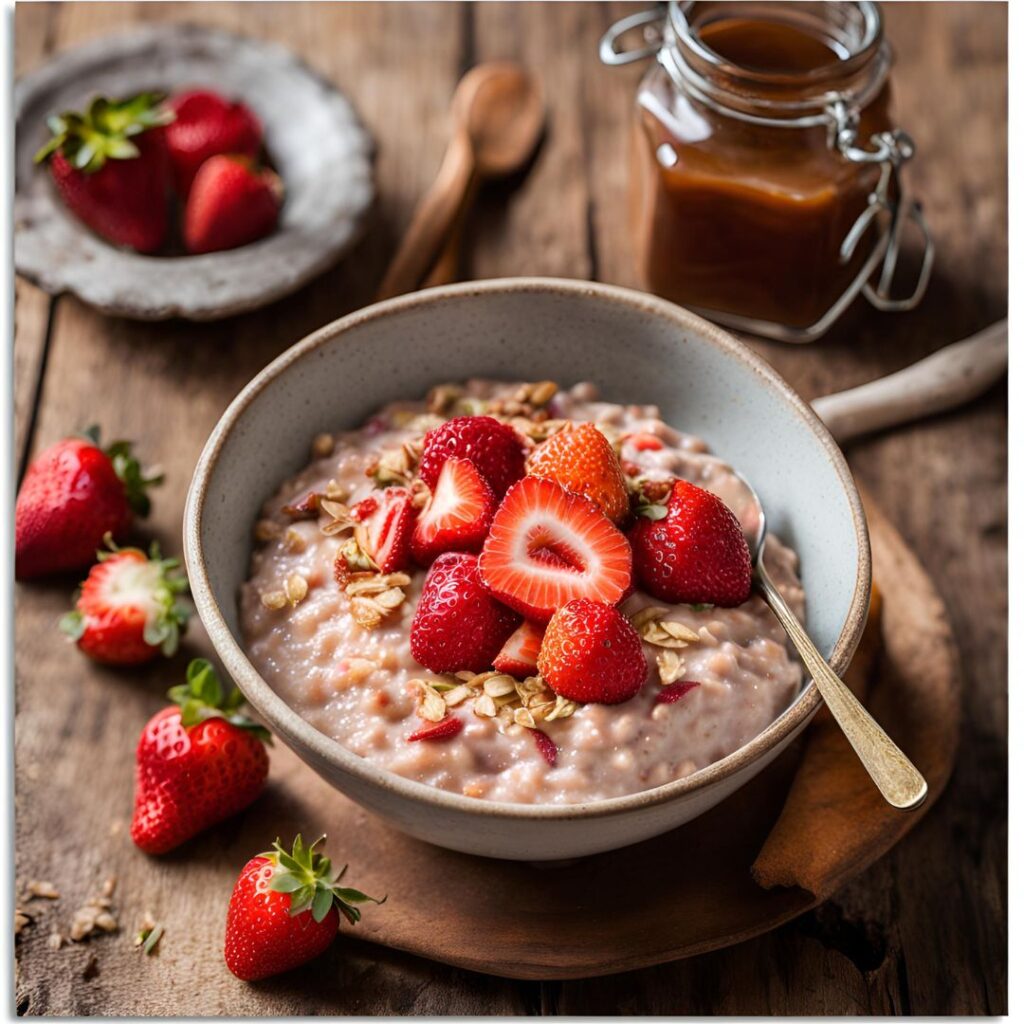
[264,834,385,924]
[167,659,271,742]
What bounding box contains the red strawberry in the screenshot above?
[16,429,161,580]
[35,93,173,253]
[164,89,262,196]
[531,729,558,767]
[411,458,496,566]
[408,716,464,742]
[183,155,281,254]
[418,416,526,497]
[410,552,519,673]
[537,599,648,704]
[224,834,383,981]
[351,487,414,573]
[624,432,664,452]
[629,479,752,606]
[60,542,190,665]
[655,681,701,704]
[493,619,545,677]
[526,422,629,523]
[131,659,270,854]
[479,476,632,621]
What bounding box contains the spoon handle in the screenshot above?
[377,130,476,301]
[755,564,929,810]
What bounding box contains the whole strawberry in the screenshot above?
[630,479,752,606]
[60,541,190,666]
[131,659,270,855]
[225,834,383,981]
[35,93,174,252]
[16,428,161,580]
[164,89,262,196]
[418,416,526,498]
[537,599,648,704]
[410,552,519,673]
[183,155,282,254]
[527,422,629,523]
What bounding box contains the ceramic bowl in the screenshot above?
[184,278,871,860]
[14,25,373,320]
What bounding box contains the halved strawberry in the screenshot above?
[411,458,496,566]
[479,477,632,621]
[351,487,414,573]
[493,619,545,678]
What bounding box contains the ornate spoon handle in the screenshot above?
[756,562,928,810]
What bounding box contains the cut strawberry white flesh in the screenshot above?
[479,476,632,621]
[352,487,414,573]
[493,619,545,678]
[411,458,496,566]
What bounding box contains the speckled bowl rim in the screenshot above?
[185,278,871,822]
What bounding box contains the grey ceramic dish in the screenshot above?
[184,278,871,860]
[14,25,374,320]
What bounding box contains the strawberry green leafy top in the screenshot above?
[167,658,271,741]
[265,834,385,924]
[35,93,174,174]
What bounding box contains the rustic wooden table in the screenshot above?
[14,2,1007,1015]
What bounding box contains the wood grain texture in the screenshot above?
[13,1,1006,1015]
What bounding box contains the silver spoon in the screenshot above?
[729,465,928,810]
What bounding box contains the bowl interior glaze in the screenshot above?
[186,278,870,827]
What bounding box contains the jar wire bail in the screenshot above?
[828,98,935,312]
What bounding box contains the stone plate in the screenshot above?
[14,24,375,320]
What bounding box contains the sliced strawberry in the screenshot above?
[624,432,664,452]
[408,717,464,743]
[655,681,701,705]
[479,477,632,621]
[530,729,558,767]
[411,458,496,566]
[352,487,414,573]
[493,620,545,678]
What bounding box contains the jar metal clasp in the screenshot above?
[828,98,935,314]
[598,7,665,66]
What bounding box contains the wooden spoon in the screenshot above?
[377,62,544,300]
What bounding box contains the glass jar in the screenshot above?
[601,1,933,342]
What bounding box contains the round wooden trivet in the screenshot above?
[255,489,961,980]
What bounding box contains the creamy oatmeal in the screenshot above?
[240,381,805,804]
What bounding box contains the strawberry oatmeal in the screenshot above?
[240,381,805,805]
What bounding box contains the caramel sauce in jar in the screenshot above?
[629,3,897,335]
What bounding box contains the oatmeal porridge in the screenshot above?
[240,381,805,804]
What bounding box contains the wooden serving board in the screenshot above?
[254,491,962,980]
